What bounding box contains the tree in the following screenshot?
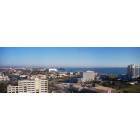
[0,82,7,93]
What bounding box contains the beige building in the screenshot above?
[18,80,36,93]
[7,78,48,93]
[82,71,97,82]
[7,85,18,93]
[30,74,47,80]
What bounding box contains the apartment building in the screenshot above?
[7,78,48,93]
[7,85,18,93]
[127,64,140,79]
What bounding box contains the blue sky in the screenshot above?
[0,47,140,67]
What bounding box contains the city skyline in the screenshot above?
[0,47,140,67]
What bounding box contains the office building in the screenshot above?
[127,64,140,79]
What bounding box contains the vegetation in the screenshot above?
[118,84,140,93]
[0,82,7,93]
[31,71,46,75]
[99,77,140,93]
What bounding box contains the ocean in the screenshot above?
[63,67,127,75]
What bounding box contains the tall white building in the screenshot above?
[127,64,140,79]
[7,78,48,93]
[82,71,97,82]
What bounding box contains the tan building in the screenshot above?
[82,71,97,82]
[7,78,48,93]
[30,74,47,80]
[18,80,36,93]
[7,85,18,93]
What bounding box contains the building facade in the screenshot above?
[49,68,58,72]
[82,71,97,82]
[7,78,48,93]
[7,85,18,93]
[18,80,36,93]
[0,72,9,81]
[30,74,47,80]
[127,64,140,79]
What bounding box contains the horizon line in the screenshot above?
[0,65,128,68]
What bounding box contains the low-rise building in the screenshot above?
[30,74,47,80]
[82,71,97,82]
[49,68,58,72]
[0,73,9,81]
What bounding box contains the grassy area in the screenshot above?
[99,80,140,93]
[117,84,140,93]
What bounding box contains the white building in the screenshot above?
[127,64,140,79]
[20,75,28,78]
[0,73,9,81]
[58,72,68,77]
[30,74,47,80]
[7,78,48,93]
[49,68,58,72]
[82,71,97,82]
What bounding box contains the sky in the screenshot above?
[0,47,140,67]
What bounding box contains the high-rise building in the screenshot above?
[7,78,48,93]
[82,71,97,82]
[127,64,140,79]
